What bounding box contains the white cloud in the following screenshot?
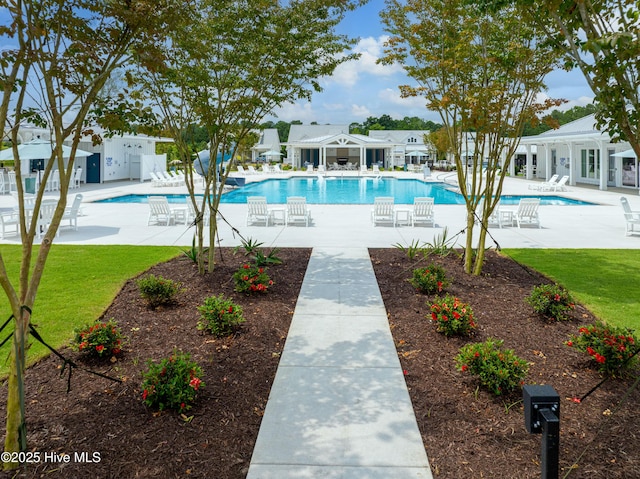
[268,102,317,123]
[328,36,405,88]
[351,104,371,118]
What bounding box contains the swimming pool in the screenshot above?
[96,178,595,205]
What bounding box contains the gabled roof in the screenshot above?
[292,132,389,146]
[287,124,350,142]
[254,128,281,151]
[368,130,431,144]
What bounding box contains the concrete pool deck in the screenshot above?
[1,171,639,249]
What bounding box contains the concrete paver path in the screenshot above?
[246,247,432,479]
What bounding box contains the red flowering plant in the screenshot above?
[197,294,245,337]
[141,350,205,413]
[526,283,575,321]
[408,263,450,294]
[233,263,273,293]
[566,321,639,376]
[72,319,124,358]
[429,294,476,337]
[455,338,529,396]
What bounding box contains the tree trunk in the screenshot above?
[3,310,30,470]
[464,208,475,274]
[473,226,488,276]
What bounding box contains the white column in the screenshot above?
[526,145,533,179]
[598,140,607,190]
[568,142,575,186]
[545,143,552,181]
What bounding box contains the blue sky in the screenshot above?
[266,0,595,125]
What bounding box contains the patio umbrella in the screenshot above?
[0,139,92,161]
[612,148,637,159]
[262,150,283,157]
[405,150,429,157]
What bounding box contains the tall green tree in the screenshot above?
[135,0,364,273]
[380,0,561,274]
[517,0,640,157]
[0,0,183,468]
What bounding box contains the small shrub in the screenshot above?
[197,294,245,337]
[526,283,575,321]
[566,321,639,376]
[141,350,205,413]
[73,319,124,357]
[409,263,450,294]
[455,338,529,396]
[233,263,273,293]
[136,274,183,308]
[430,295,476,337]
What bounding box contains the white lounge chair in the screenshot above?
[549,175,569,192]
[620,196,640,236]
[261,164,272,174]
[149,171,164,187]
[236,165,246,175]
[73,167,82,188]
[514,198,541,228]
[317,164,326,175]
[161,171,180,186]
[476,198,508,228]
[61,193,83,230]
[246,196,273,226]
[412,197,435,227]
[147,196,186,225]
[360,164,368,175]
[286,196,311,227]
[371,197,395,226]
[373,164,381,175]
[247,166,259,175]
[528,174,558,191]
[273,164,284,174]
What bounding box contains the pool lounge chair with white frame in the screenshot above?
[286,196,311,227]
[0,211,19,239]
[528,174,558,191]
[549,175,569,192]
[246,196,273,226]
[620,196,640,236]
[412,197,435,227]
[371,197,395,226]
[514,198,541,228]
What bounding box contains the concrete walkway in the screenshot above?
[246,247,432,479]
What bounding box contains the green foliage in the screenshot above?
[394,239,425,260]
[136,274,183,308]
[423,227,457,257]
[253,248,283,266]
[233,264,273,293]
[72,319,124,358]
[141,350,205,413]
[430,295,476,337]
[235,238,264,256]
[197,294,245,337]
[567,322,639,376]
[455,338,529,396]
[409,263,450,294]
[526,283,575,321]
[183,236,209,263]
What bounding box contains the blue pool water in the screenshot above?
[96,178,595,205]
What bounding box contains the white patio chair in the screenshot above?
[261,164,272,174]
[620,196,640,236]
[305,164,314,174]
[236,165,246,175]
[74,167,82,188]
[317,164,326,175]
[515,198,541,228]
[412,197,435,227]
[273,164,284,174]
[246,196,273,226]
[50,169,60,191]
[149,172,164,186]
[371,197,395,226]
[187,201,210,226]
[476,198,507,228]
[360,164,368,174]
[7,171,17,193]
[0,211,19,238]
[36,200,59,239]
[286,196,311,227]
[161,171,180,186]
[528,174,559,191]
[61,193,83,230]
[147,196,185,225]
[373,164,381,175]
[247,165,259,175]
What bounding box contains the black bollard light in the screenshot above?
[523,384,560,479]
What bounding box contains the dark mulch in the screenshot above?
[1,247,639,479]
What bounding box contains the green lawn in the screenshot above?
[503,249,640,330]
[0,245,180,376]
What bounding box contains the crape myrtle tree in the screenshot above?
[133,0,365,274]
[380,0,562,275]
[517,0,640,158]
[0,0,184,469]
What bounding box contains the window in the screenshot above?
[580,149,600,180]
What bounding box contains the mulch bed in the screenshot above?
[1,247,639,478]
